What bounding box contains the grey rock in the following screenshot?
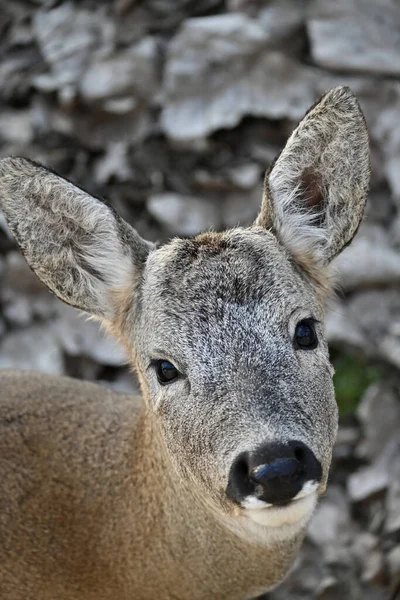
[0,211,11,237]
[258,0,306,46]
[348,438,400,502]
[373,91,400,202]
[0,110,33,145]
[226,163,261,190]
[366,190,397,225]
[267,541,325,599]
[0,326,64,375]
[52,305,127,367]
[80,37,158,105]
[369,90,400,209]
[193,163,261,193]
[193,170,235,192]
[0,252,59,325]
[347,466,387,504]
[33,2,115,95]
[391,214,400,249]
[162,13,316,141]
[308,0,400,76]
[357,381,400,462]
[351,533,384,583]
[72,106,151,150]
[0,44,42,106]
[0,316,6,340]
[385,481,400,534]
[222,188,261,228]
[2,251,46,295]
[103,369,141,395]
[386,153,400,204]
[325,299,366,351]
[94,142,132,184]
[308,486,353,549]
[147,192,220,235]
[334,426,360,462]
[378,336,400,371]
[387,545,400,580]
[316,575,361,600]
[333,225,400,291]
[348,291,400,368]
[2,296,32,326]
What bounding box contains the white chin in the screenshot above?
[244,492,318,528]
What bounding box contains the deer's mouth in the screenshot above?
[241,482,319,528]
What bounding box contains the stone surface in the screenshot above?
[325,299,366,352]
[373,91,400,203]
[387,545,400,580]
[0,326,64,375]
[104,369,141,395]
[0,110,33,145]
[222,188,262,228]
[357,381,400,461]
[308,0,400,76]
[348,438,400,503]
[333,224,400,291]
[147,192,220,235]
[52,305,127,367]
[33,3,115,96]
[0,251,59,325]
[162,14,316,141]
[308,486,353,549]
[348,291,400,368]
[80,37,158,105]
[352,533,384,583]
[385,481,400,534]
[94,142,132,184]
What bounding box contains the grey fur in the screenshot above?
[0,157,152,319]
[0,86,370,599]
[256,86,370,269]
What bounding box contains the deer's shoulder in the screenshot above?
[0,369,142,484]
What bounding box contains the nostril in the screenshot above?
[226,452,254,505]
[294,445,305,463]
[234,457,249,480]
[289,440,322,484]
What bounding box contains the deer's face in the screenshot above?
[134,227,338,532]
[0,86,369,539]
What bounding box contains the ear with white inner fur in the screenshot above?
[0,157,153,322]
[256,86,370,267]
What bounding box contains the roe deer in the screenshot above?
[0,86,370,600]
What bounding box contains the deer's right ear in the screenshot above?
[0,157,153,322]
[256,86,370,269]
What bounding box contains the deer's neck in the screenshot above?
[124,409,302,600]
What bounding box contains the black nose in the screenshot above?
[226,441,322,507]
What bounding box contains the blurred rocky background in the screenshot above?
[0,0,399,598]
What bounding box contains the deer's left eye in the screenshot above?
[155,360,179,385]
[294,319,318,350]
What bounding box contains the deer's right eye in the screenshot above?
[155,360,179,385]
[294,319,318,350]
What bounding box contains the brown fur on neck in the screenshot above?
[0,370,300,600]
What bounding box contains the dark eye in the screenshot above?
[155,360,179,385]
[294,319,318,350]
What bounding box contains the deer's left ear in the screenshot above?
[256,86,370,267]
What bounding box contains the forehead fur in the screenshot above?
[144,227,320,313]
